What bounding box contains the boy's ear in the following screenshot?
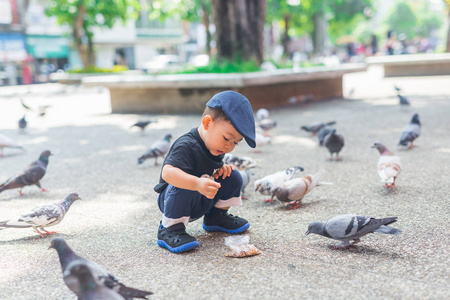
[202,115,213,130]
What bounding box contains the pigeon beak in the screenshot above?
[305,230,310,236]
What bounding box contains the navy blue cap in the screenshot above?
[206,91,256,148]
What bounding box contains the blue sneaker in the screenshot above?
[202,209,250,234]
[157,222,199,253]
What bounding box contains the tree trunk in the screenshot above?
[212,0,266,64]
[282,14,290,58]
[313,10,326,55]
[73,4,89,67]
[200,1,212,55]
[447,10,450,52]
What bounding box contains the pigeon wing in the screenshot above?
[377,155,402,184]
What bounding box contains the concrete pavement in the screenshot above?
[0,66,449,299]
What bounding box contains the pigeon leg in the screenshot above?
[41,187,49,192]
[351,239,361,245]
[287,200,301,210]
[331,241,350,250]
[33,228,45,238]
[408,141,414,149]
[336,154,342,161]
[41,228,57,235]
[264,198,275,202]
[242,195,248,200]
[19,188,25,196]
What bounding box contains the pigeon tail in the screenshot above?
[117,284,153,299]
[374,225,402,235]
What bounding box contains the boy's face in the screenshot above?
[201,116,243,156]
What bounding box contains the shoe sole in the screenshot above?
[202,223,250,234]
[157,240,199,253]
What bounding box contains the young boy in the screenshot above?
[154,90,256,253]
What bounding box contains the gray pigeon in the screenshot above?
[301,121,336,135]
[0,150,52,195]
[306,214,402,249]
[271,169,327,209]
[238,168,254,200]
[254,166,304,201]
[0,193,81,237]
[223,153,257,170]
[323,129,344,161]
[317,126,335,146]
[399,113,421,148]
[0,133,25,156]
[257,118,277,134]
[18,115,27,132]
[397,94,410,106]
[64,262,124,300]
[131,120,157,135]
[49,238,153,299]
[138,134,172,165]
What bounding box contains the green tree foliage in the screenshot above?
[44,0,139,67]
[148,0,213,54]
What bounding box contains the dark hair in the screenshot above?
[202,106,229,122]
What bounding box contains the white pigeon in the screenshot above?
[255,108,269,121]
[0,133,25,156]
[223,153,257,170]
[306,214,402,249]
[371,142,402,189]
[254,166,304,201]
[271,169,327,209]
[0,193,81,237]
[254,132,271,152]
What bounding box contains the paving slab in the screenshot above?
[0,66,449,299]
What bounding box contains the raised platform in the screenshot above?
[82,64,366,113]
[366,53,450,77]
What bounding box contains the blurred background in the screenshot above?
[0,0,448,85]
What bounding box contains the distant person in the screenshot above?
[154,91,255,253]
[371,34,378,55]
[386,30,395,55]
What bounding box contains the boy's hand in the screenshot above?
[197,177,221,199]
[214,164,235,180]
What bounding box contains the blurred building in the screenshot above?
[0,0,189,85]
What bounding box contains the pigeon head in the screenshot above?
[49,237,70,251]
[411,113,420,125]
[305,221,325,236]
[254,180,262,192]
[164,134,172,142]
[330,129,337,135]
[287,166,304,177]
[39,150,53,161]
[65,193,82,203]
[371,142,389,155]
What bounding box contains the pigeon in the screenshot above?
[63,262,124,300]
[0,193,81,237]
[239,168,254,200]
[0,133,25,156]
[323,129,344,161]
[317,126,335,146]
[371,142,402,189]
[271,169,326,209]
[394,85,402,92]
[138,134,172,165]
[301,121,336,135]
[306,214,402,249]
[37,105,51,117]
[398,113,421,148]
[254,166,304,201]
[254,132,271,152]
[20,98,33,111]
[18,115,27,132]
[131,120,157,134]
[0,150,52,195]
[256,119,277,135]
[49,238,153,299]
[397,94,410,106]
[255,108,269,121]
[223,153,257,170]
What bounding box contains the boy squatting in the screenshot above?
[154,91,256,253]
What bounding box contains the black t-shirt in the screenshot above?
[154,127,224,193]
